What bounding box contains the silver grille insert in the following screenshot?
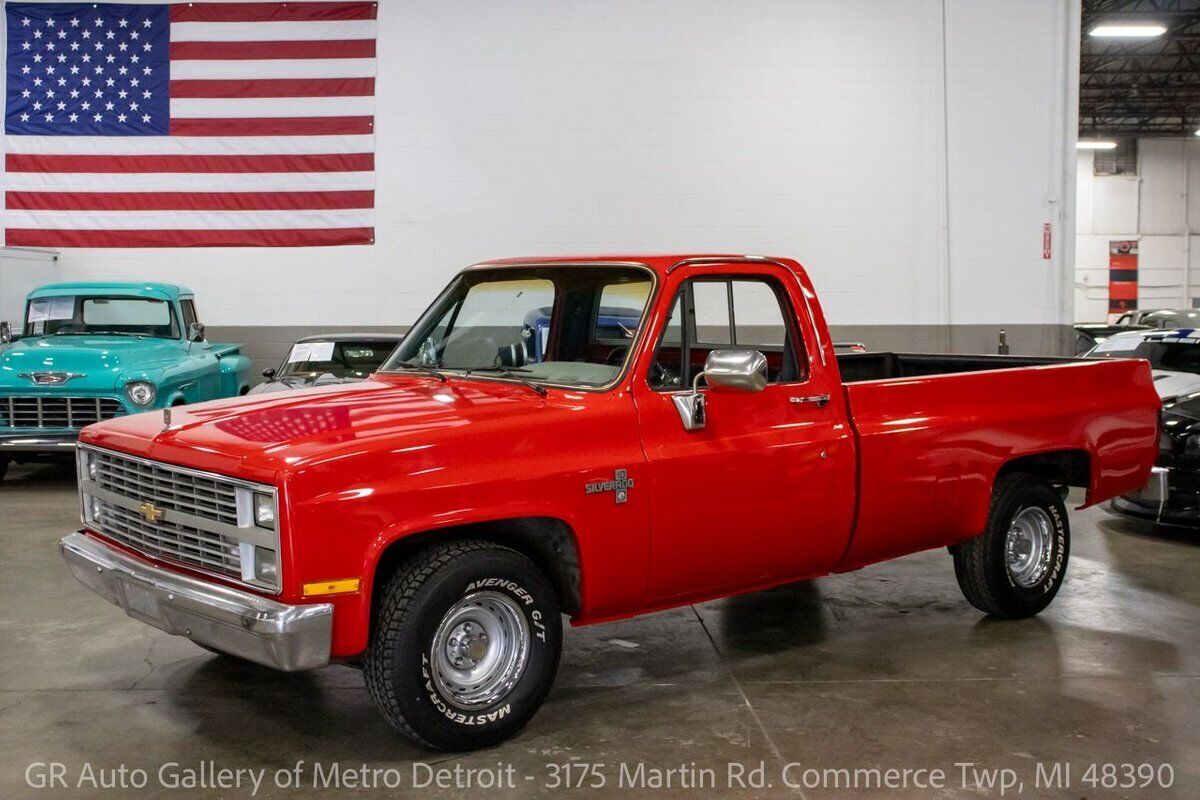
[96,502,243,577]
[2,396,123,428]
[93,449,239,526]
[77,445,279,591]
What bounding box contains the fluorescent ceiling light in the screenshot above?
[1077,141,1118,150]
[1089,24,1167,38]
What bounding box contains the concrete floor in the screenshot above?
[1,461,1197,800]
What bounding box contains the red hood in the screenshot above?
[80,375,554,483]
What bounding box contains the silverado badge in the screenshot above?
[585,469,634,504]
[138,502,165,523]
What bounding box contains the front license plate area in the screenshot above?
[120,581,161,623]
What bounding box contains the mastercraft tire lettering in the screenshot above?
[365,540,562,751]
[952,473,1071,619]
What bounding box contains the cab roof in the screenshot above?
[28,281,192,302]
[472,254,800,276]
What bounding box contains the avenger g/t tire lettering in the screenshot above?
[365,540,562,751]
[952,473,1070,619]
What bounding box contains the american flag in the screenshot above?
[3,1,376,247]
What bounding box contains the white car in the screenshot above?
[1087,328,1200,400]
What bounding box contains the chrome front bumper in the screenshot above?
[59,532,332,671]
[0,432,79,452]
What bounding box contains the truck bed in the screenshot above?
[836,351,1082,383]
[834,354,1159,573]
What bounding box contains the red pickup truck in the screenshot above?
[61,254,1160,751]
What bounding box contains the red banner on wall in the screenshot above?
[1108,240,1138,318]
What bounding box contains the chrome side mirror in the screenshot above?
[188,322,206,343]
[0,321,11,344]
[702,349,769,393]
[673,348,768,431]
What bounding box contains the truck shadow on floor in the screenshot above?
[710,580,828,653]
[172,656,430,760]
[2,460,76,488]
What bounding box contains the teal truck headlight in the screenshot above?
[124,381,156,407]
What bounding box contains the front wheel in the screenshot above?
[952,473,1070,618]
[365,540,562,751]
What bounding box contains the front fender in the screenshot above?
[217,352,251,396]
[310,503,590,659]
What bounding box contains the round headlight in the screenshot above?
[125,381,156,406]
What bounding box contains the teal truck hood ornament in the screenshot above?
[0,281,252,479]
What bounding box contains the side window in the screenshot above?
[648,276,807,390]
[181,299,199,330]
[648,294,684,389]
[692,282,732,345]
[732,280,786,348]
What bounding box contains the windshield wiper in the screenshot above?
[388,362,448,381]
[459,366,548,396]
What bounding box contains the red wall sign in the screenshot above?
[1108,240,1138,318]
[1043,223,1052,260]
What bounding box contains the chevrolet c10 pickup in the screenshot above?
[59,254,1160,751]
[0,281,251,480]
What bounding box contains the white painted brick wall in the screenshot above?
[29,0,1075,329]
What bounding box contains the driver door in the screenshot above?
[633,270,855,602]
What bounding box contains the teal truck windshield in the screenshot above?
[385,266,654,388]
[25,296,178,339]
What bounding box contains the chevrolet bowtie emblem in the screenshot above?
[19,371,81,386]
[138,502,165,523]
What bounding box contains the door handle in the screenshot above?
[789,394,830,408]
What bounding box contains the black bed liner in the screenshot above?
[836,352,1087,384]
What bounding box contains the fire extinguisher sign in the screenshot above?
[1043,223,1052,260]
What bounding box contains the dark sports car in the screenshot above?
[250,334,403,395]
[1109,390,1200,527]
[1073,322,1150,355]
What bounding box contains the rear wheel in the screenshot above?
[952,473,1070,618]
[365,540,562,751]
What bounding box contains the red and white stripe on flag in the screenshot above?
[4,1,377,247]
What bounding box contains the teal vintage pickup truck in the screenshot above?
[0,282,251,480]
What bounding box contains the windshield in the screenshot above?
[278,340,398,380]
[1088,336,1200,374]
[384,266,654,388]
[24,295,178,339]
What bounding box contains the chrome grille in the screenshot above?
[1,396,123,428]
[78,446,279,590]
[95,502,243,577]
[93,449,239,526]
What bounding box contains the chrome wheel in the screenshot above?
[430,591,529,710]
[1005,506,1054,588]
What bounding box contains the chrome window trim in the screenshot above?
[666,255,827,367]
[76,443,282,595]
[380,261,660,394]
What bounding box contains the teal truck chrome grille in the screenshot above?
[77,446,281,592]
[2,396,123,428]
